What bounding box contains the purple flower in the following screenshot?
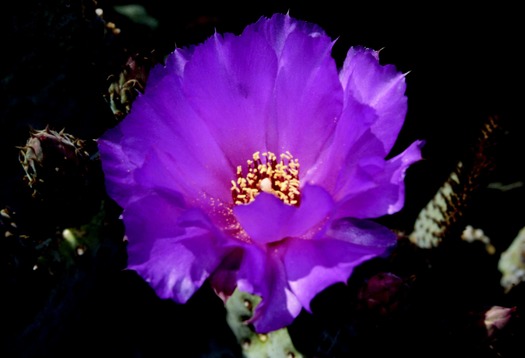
[98,13,422,333]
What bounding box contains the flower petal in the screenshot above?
[339,46,408,153]
[335,139,423,218]
[304,96,378,192]
[148,46,193,85]
[233,184,334,244]
[236,244,302,333]
[305,47,409,192]
[209,248,244,302]
[284,217,397,311]
[181,21,278,165]
[98,50,234,208]
[124,192,232,303]
[97,133,141,207]
[267,16,343,174]
[249,13,325,57]
[182,13,343,173]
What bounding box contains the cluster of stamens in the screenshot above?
[231,151,300,206]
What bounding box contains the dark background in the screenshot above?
[1,1,523,357]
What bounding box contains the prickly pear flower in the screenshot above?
[98,13,422,333]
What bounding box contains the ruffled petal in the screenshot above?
[249,13,325,57]
[284,217,397,311]
[124,193,233,303]
[267,16,343,174]
[339,46,408,153]
[97,133,141,207]
[304,96,378,192]
[182,13,343,174]
[233,184,334,244]
[208,247,244,302]
[98,49,234,208]
[334,139,423,218]
[305,47,408,192]
[181,22,278,166]
[146,46,193,88]
[331,129,390,200]
[236,244,302,333]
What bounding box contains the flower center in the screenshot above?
[231,151,300,206]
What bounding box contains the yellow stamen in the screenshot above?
[231,151,301,206]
